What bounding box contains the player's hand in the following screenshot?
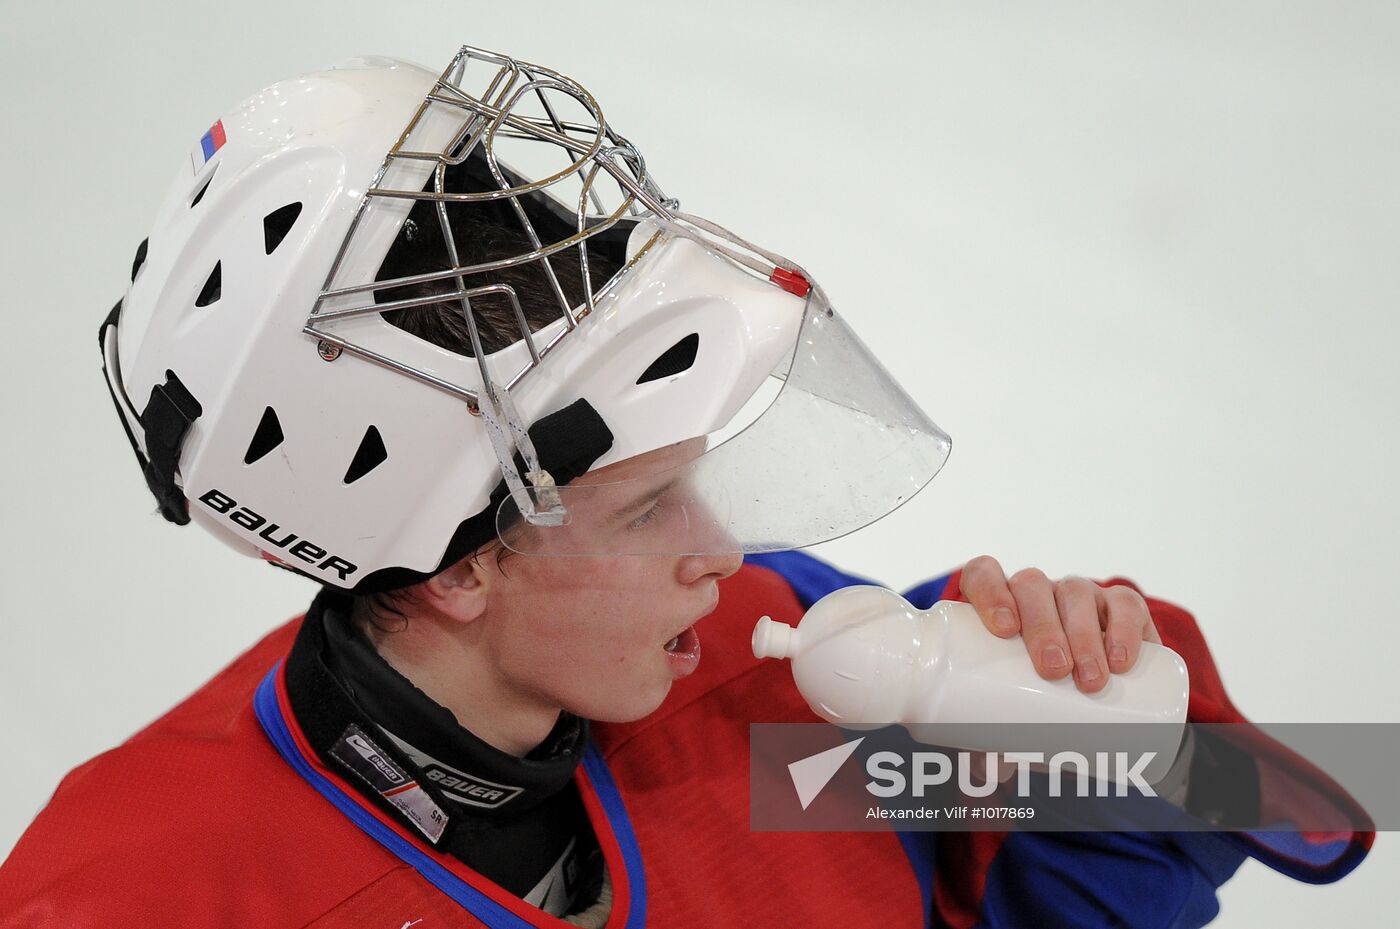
[958,555,1161,693]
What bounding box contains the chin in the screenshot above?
[576,682,672,724]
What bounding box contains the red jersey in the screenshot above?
[0,554,1372,928]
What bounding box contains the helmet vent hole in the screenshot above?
[243,406,285,465]
[636,333,699,384]
[263,202,303,255]
[195,262,222,307]
[131,237,149,283]
[189,166,217,208]
[344,426,387,484]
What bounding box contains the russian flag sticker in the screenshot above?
[190,119,227,173]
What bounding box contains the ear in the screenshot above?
[419,552,493,626]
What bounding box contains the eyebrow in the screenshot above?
[608,479,677,523]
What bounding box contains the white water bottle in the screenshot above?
[753,585,1190,781]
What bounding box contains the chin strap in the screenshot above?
[475,374,566,528]
[99,300,203,525]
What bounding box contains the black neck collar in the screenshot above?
[286,587,588,821]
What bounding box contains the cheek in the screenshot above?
[494,567,641,661]
[488,556,683,692]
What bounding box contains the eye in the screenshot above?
[628,499,664,530]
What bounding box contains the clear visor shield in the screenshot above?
[496,288,951,555]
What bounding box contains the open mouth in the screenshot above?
[663,625,700,660]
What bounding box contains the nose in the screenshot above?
[677,548,744,586]
[673,496,743,585]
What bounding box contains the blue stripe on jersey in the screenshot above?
[254,665,647,928]
[969,830,1247,929]
[743,551,877,607]
[1235,831,1367,884]
[744,550,953,609]
[580,741,648,929]
[901,571,954,609]
[744,549,955,928]
[895,830,939,929]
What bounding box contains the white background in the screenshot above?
[0,1,1394,925]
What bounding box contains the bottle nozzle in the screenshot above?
[752,616,800,660]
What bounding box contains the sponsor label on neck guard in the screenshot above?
[330,723,448,843]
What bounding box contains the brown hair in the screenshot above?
[354,163,628,630]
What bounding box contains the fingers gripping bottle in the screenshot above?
[753,586,1191,782]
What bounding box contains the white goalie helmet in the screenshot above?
[100,46,952,592]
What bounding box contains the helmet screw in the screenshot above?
[317,340,342,362]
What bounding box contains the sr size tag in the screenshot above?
[330,723,449,844]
